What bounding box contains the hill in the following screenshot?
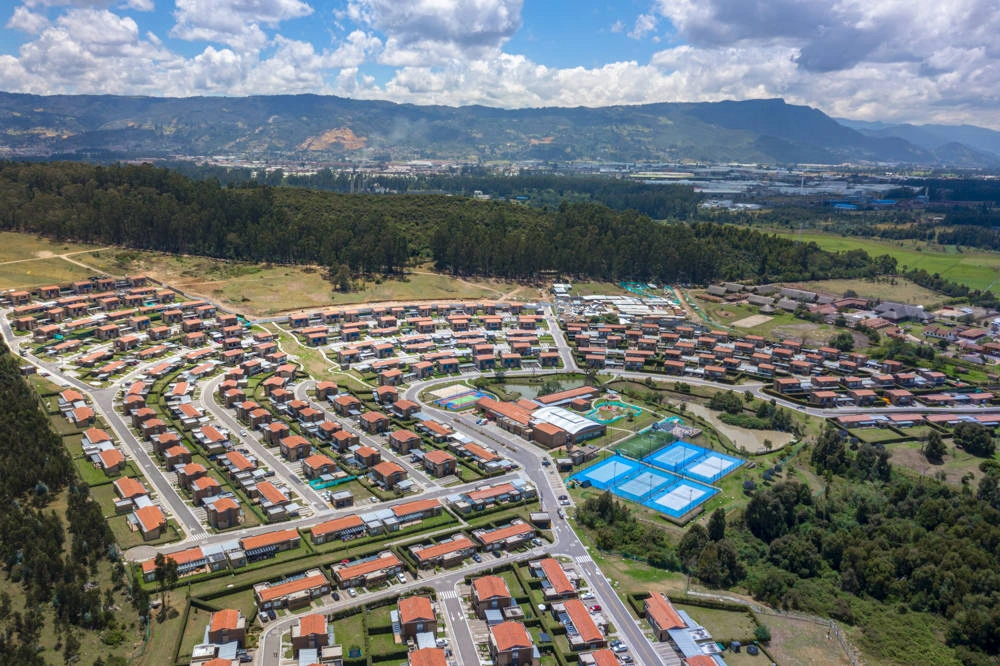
[837,118,1000,166]
[0,91,981,166]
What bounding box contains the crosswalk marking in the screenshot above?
[438,590,458,600]
[574,555,594,565]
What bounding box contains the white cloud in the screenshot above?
[6,7,49,33]
[627,14,657,40]
[22,0,153,9]
[609,19,624,34]
[170,0,312,50]
[348,0,522,64]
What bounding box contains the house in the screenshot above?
[532,558,576,599]
[192,476,222,505]
[423,449,457,477]
[291,614,330,657]
[392,498,442,522]
[240,529,301,557]
[310,514,366,544]
[129,505,166,541]
[371,461,407,489]
[97,448,126,476]
[398,596,435,640]
[354,445,381,468]
[176,463,207,490]
[885,389,915,406]
[645,592,686,641]
[489,622,539,666]
[472,575,513,619]
[303,454,337,480]
[409,648,447,666]
[262,421,290,445]
[391,399,421,419]
[473,521,535,551]
[280,435,312,462]
[418,420,452,443]
[207,609,246,647]
[332,430,360,452]
[206,497,242,530]
[114,477,147,501]
[163,444,192,471]
[389,429,421,454]
[360,411,390,434]
[332,552,403,588]
[411,536,476,568]
[558,598,606,651]
[254,480,290,509]
[254,569,330,610]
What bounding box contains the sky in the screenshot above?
[1,0,999,128]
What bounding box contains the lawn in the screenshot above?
[335,612,365,654]
[769,230,1000,293]
[107,514,182,549]
[567,281,632,297]
[888,439,990,486]
[675,603,757,644]
[695,298,836,345]
[763,612,854,666]
[781,277,942,305]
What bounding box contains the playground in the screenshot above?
[586,399,643,425]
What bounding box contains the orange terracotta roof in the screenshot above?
[114,477,147,498]
[373,461,405,477]
[257,573,327,603]
[299,613,326,636]
[256,481,288,505]
[413,536,474,562]
[240,528,299,551]
[84,427,111,442]
[311,514,363,536]
[491,622,532,652]
[211,497,239,512]
[536,385,598,404]
[423,450,455,464]
[98,449,125,467]
[646,592,685,630]
[685,657,718,666]
[564,598,603,643]
[210,609,241,633]
[590,649,619,666]
[134,505,165,533]
[304,454,335,470]
[477,522,533,545]
[225,451,255,471]
[336,553,401,581]
[281,435,310,448]
[409,647,447,666]
[398,596,434,625]
[392,499,439,518]
[539,558,574,596]
[464,442,499,462]
[472,575,510,601]
[466,483,517,502]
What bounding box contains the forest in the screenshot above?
[0,161,893,285]
[0,343,140,665]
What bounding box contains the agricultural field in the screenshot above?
[781,277,942,305]
[694,299,837,346]
[769,231,1000,293]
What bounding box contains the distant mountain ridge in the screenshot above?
[0,91,996,167]
[837,118,1000,166]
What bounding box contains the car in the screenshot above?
[580,592,595,600]
[557,509,564,519]
[541,459,551,466]
[267,609,277,621]
[397,573,407,584]
[436,638,449,648]
[332,591,340,601]
[613,644,628,653]
[559,499,571,506]
[341,558,351,565]
[239,429,247,436]
[472,553,482,563]
[492,550,503,559]
[621,655,633,663]
[589,604,601,612]
[369,496,379,503]
[258,611,269,624]
[239,654,253,663]
[531,537,544,547]
[348,587,357,598]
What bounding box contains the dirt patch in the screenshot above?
[684,403,794,453]
[732,314,772,328]
[34,250,55,259]
[887,441,985,486]
[764,613,853,665]
[298,127,367,151]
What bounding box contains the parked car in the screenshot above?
[333,591,340,601]
[580,591,595,600]
[589,604,601,612]
[267,609,277,621]
[258,612,269,624]
[472,553,482,563]
[348,587,357,598]
[397,573,407,584]
[436,638,449,648]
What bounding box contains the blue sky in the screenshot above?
[0,0,998,128]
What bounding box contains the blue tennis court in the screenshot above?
[643,441,744,483]
[570,454,718,520]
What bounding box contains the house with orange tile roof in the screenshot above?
[411,535,475,568]
[471,575,512,619]
[558,598,607,651]
[253,480,290,508]
[360,411,390,434]
[176,462,207,490]
[129,505,166,541]
[354,445,381,468]
[310,514,366,544]
[423,449,457,477]
[391,499,442,522]
[389,429,421,454]
[302,453,337,480]
[240,528,300,556]
[206,496,242,530]
[163,444,192,471]
[532,558,577,599]
[371,461,407,489]
[398,596,436,640]
[114,476,147,500]
[332,552,402,588]
[489,621,539,666]
[280,435,312,462]
[291,613,330,656]
[253,569,329,610]
[645,592,686,641]
[332,429,360,452]
[580,649,620,666]
[263,421,290,445]
[409,647,447,666]
[207,609,246,646]
[473,521,535,552]
[192,475,222,505]
[97,448,126,476]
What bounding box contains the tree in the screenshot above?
[754,624,772,643]
[829,331,855,352]
[924,431,947,463]
[539,379,562,396]
[153,553,178,612]
[955,422,995,457]
[708,508,727,541]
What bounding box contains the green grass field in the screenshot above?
[770,230,1000,292]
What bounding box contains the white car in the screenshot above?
[436,638,448,648]
[348,587,357,598]
[580,591,596,600]
[397,573,407,584]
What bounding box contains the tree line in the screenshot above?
[0,161,894,284]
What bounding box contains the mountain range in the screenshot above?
[0,91,998,168]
